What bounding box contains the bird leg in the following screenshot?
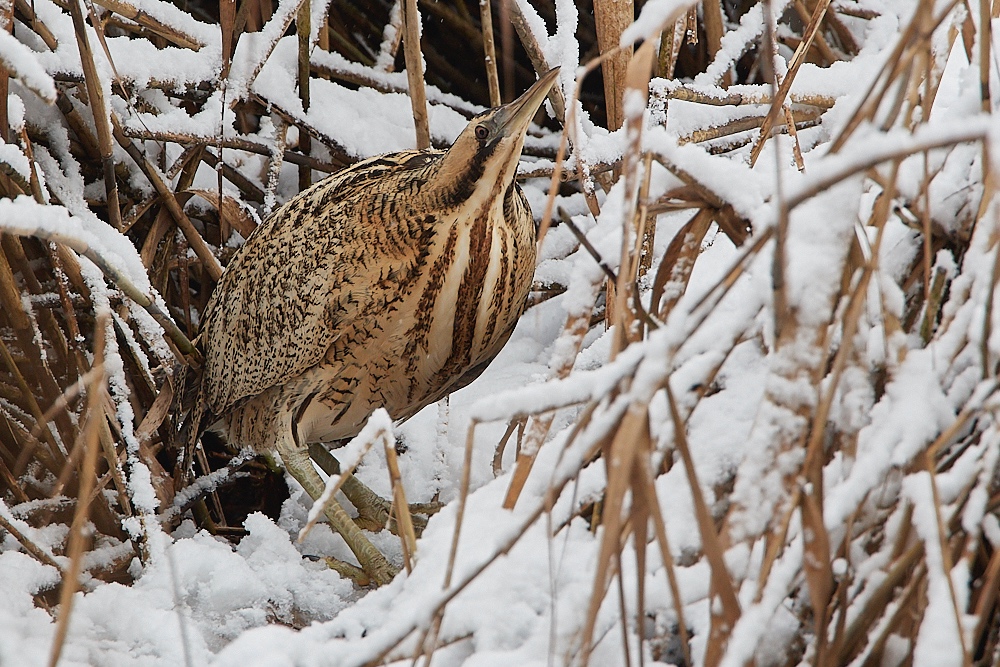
[308,443,442,536]
[280,446,398,586]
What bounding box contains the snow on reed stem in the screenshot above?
[748,0,832,167]
[375,0,402,71]
[67,0,121,232]
[509,0,566,121]
[610,40,655,357]
[48,315,106,667]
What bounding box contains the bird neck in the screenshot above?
[432,137,523,210]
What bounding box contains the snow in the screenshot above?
[904,472,964,667]
[621,0,694,48]
[0,142,32,182]
[0,28,57,102]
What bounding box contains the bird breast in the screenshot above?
[295,181,536,444]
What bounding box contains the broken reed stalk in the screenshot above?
[401,0,430,149]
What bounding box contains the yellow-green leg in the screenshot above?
[280,446,398,586]
[308,443,442,535]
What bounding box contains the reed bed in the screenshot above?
[0,0,996,665]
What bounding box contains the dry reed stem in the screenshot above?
[593,0,634,131]
[264,118,289,217]
[675,108,822,146]
[654,83,837,108]
[219,0,235,79]
[67,0,122,231]
[557,209,618,282]
[609,40,655,354]
[15,0,58,49]
[17,129,47,204]
[402,0,430,149]
[637,451,691,665]
[650,207,713,319]
[374,0,402,71]
[791,0,837,64]
[701,1,725,62]
[382,439,416,573]
[0,224,196,358]
[658,16,685,79]
[232,0,307,95]
[973,544,1000,655]
[921,460,970,663]
[579,403,649,666]
[91,0,204,49]
[490,416,522,476]
[297,0,312,190]
[829,0,954,152]
[782,104,805,170]
[0,505,65,572]
[120,127,340,173]
[111,116,224,281]
[97,401,132,516]
[508,0,565,121]
[748,0,834,162]
[47,315,106,667]
[665,383,740,666]
[479,0,501,107]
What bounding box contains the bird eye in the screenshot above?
[474,125,490,141]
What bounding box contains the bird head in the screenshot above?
[437,68,560,204]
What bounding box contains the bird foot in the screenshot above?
[351,488,443,537]
[308,443,443,536]
[323,556,398,587]
[283,447,399,586]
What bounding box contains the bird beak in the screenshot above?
[493,67,561,139]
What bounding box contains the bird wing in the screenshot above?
[199,150,442,415]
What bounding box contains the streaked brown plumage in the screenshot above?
[184,69,559,585]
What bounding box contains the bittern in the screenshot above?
[181,68,560,585]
